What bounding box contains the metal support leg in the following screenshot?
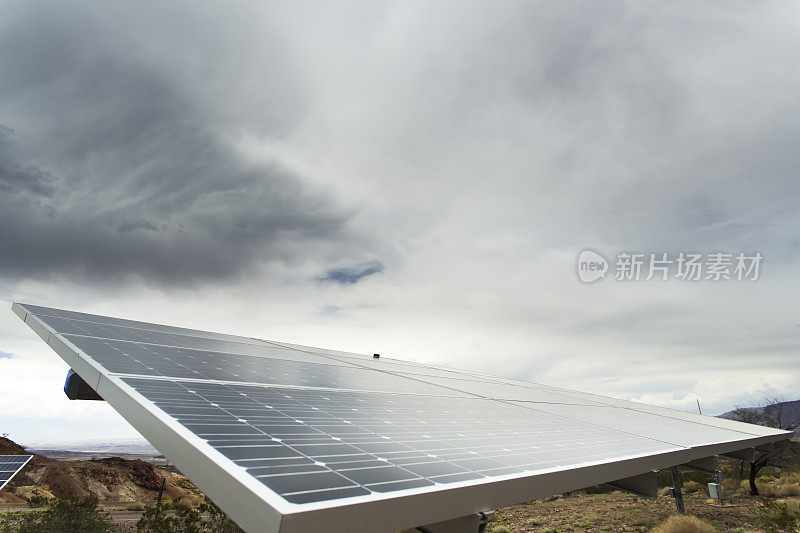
[416,511,493,533]
[715,470,725,505]
[670,466,685,513]
[477,512,491,533]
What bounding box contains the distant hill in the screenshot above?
[719,398,800,434]
[0,437,202,507]
[24,439,159,458]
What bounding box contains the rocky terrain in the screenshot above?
[0,437,203,508]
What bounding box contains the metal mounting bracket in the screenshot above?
[682,456,717,474]
[723,447,756,462]
[608,470,659,499]
[64,369,104,400]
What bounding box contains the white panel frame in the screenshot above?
[12,303,793,533]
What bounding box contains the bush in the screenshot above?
[136,500,202,533]
[26,495,48,508]
[583,484,616,494]
[681,481,704,494]
[650,515,718,533]
[756,481,800,498]
[173,499,194,511]
[135,497,244,533]
[198,498,244,533]
[0,495,112,533]
[756,499,799,532]
[776,484,800,497]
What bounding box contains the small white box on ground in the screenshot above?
[708,482,723,501]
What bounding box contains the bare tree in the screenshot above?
[727,395,799,495]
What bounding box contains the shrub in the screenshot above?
[136,500,202,533]
[778,485,800,498]
[650,515,718,533]
[785,499,800,514]
[135,496,244,533]
[681,481,704,494]
[754,481,800,497]
[755,499,799,532]
[174,499,194,511]
[776,484,800,497]
[584,484,616,494]
[198,497,244,533]
[0,495,112,533]
[26,495,48,508]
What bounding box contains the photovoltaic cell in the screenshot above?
[62,334,451,394]
[122,377,683,504]
[0,455,33,491]
[12,303,792,533]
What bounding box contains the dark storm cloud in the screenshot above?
[0,1,354,285]
[117,219,159,234]
[319,260,384,285]
[0,126,55,198]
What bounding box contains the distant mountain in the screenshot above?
[23,439,159,457]
[719,398,800,433]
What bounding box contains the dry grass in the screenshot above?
[775,484,800,497]
[650,515,718,533]
[490,488,777,532]
[682,481,704,494]
[782,498,800,514]
[173,498,195,510]
[751,481,800,497]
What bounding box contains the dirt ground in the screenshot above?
[488,489,799,532]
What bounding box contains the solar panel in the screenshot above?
[12,303,791,532]
[0,455,33,491]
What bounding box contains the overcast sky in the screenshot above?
[1,0,799,445]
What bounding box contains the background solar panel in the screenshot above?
[0,455,33,491]
[12,303,792,533]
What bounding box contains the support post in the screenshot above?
[416,511,493,533]
[670,466,684,513]
[157,477,166,506]
[715,470,725,505]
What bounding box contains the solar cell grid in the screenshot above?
[60,335,457,394]
[0,455,32,490]
[123,377,684,503]
[510,403,758,447]
[18,304,264,346]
